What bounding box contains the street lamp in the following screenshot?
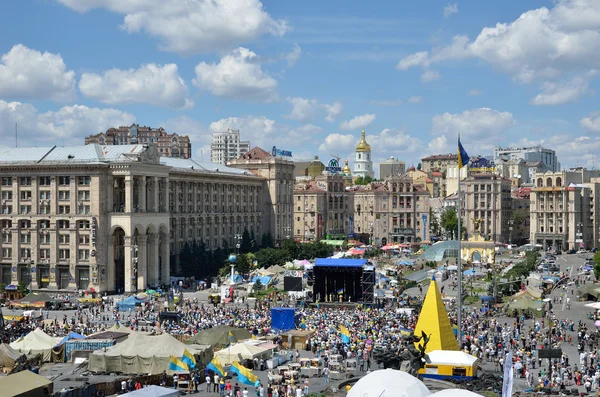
[131,237,138,292]
[508,219,514,246]
[577,221,583,250]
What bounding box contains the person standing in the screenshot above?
[214,373,220,393]
[173,373,179,389]
[206,373,212,392]
[323,366,330,384]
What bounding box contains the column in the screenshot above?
[147,234,159,286]
[137,235,147,290]
[160,234,170,284]
[139,178,147,212]
[107,236,115,292]
[106,176,114,213]
[153,177,160,212]
[125,175,133,213]
[124,236,133,293]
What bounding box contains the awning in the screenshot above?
[322,240,345,246]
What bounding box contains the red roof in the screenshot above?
[240,147,270,160]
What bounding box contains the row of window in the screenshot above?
[1,190,90,201]
[1,176,91,187]
[1,248,90,260]
[2,233,91,244]
[1,219,93,229]
[0,205,91,215]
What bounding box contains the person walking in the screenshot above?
[323,366,329,384]
[173,373,179,389]
[206,373,212,392]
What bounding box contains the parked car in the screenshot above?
[566,249,576,254]
[578,249,587,254]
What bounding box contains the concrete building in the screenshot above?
[227,147,295,243]
[420,154,458,174]
[210,129,250,165]
[494,146,560,177]
[529,169,600,251]
[85,124,191,159]
[351,176,431,245]
[353,130,374,178]
[293,174,352,241]
[379,157,406,180]
[461,173,513,243]
[293,156,325,179]
[0,144,282,294]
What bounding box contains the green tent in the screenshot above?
[184,326,252,348]
[20,292,53,304]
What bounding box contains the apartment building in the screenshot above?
[379,157,406,180]
[211,129,250,165]
[85,124,191,159]
[420,154,458,174]
[0,144,280,294]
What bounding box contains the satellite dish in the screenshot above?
[516,174,521,179]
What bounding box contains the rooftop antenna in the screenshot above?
[15,122,17,148]
[200,150,203,162]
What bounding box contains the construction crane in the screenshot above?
[330,154,341,163]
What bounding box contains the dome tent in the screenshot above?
[347,369,430,397]
[429,390,483,397]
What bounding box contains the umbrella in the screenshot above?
[595,320,600,328]
[136,293,148,300]
[145,289,158,295]
[463,269,477,276]
[585,302,600,309]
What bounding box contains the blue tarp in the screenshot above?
[479,296,494,302]
[398,260,414,266]
[271,307,297,332]
[56,331,85,347]
[117,296,145,311]
[252,276,272,285]
[315,258,366,268]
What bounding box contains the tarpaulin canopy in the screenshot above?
[9,328,62,361]
[116,295,145,311]
[55,331,85,347]
[251,276,272,285]
[314,258,366,267]
[121,385,179,397]
[0,343,24,367]
[0,369,53,396]
[271,307,296,332]
[19,292,53,304]
[213,342,272,366]
[184,326,251,348]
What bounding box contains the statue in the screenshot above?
[472,218,483,233]
[373,330,431,377]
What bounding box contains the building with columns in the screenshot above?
[353,130,374,178]
[0,144,278,294]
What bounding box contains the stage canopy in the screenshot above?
[213,342,272,365]
[271,307,296,332]
[315,258,366,267]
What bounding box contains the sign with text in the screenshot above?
[272,146,292,157]
[325,159,342,173]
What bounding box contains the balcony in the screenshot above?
[390,227,415,236]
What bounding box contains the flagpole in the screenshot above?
[456,134,463,349]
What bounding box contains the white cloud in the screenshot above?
[286,97,318,122]
[511,134,600,167]
[193,47,278,101]
[58,0,289,55]
[318,133,357,154]
[0,100,135,143]
[0,44,75,102]
[209,115,275,148]
[432,108,516,139]
[467,89,483,96]
[581,112,600,132]
[427,136,449,154]
[368,128,423,155]
[443,3,458,18]
[370,97,423,106]
[79,63,193,109]
[322,101,343,122]
[340,113,376,130]
[408,96,423,103]
[530,77,592,105]
[421,70,440,83]
[396,0,600,97]
[285,44,302,67]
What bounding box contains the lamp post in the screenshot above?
[508,219,514,247]
[230,233,241,284]
[284,226,291,241]
[131,237,138,292]
[369,222,374,245]
[576,221,583,250]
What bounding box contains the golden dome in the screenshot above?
[342,159,351,174]
[356,130,371,152]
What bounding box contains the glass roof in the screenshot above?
[420,240,459,262]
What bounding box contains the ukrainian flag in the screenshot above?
[169,355,189,372]
[181,349,196,369]
[230,361,258,385]
[339,325,351,344]
[398,326,412,336]
[206,357,225,377]
[228,331,235,345]
[458,135,470,169]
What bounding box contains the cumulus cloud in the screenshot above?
[581,112,600,132]
[443,3,458,18]
[0,100,135,143]
[396,52,429,71]
[322,101,343,122]
[318,133,357,154]
[0,44,75,102]
[421,70,440,82]
[467,89,482,96]
[530,77,593,105]
[432,108,516,140]
[286,97,318,122]
[58,0,289,55]
[370,97,423,106]
[427,136,449,154]
[511,134,600,167]
[79,63,193,109]
[408,96,423,103]
[193,47,278,101]
[340,114,376,130]
[285,44,302,67]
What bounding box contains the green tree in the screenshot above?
[240,228,252,253]
[594,251,600,280]
[253,278,263,292]
[261,232,274,249]
[354,176,376,185]
[440,207,459,239]
[179,242,195,276]
[429,208,441,237]
[417,163,422,170]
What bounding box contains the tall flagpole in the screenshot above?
[456,135,463,349]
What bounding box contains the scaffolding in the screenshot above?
[361,264,375,305]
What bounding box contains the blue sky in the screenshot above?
[1,0,599,172]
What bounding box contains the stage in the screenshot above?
[312,258,368,303]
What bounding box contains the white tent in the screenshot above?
[121,385,179,397]
[9,328,61,361]
[88,332,205,374]
[347,369,431,397]
[214,342,272,365]
[429,390,482,397]
[0,343,24,367]
[426,350,479,367]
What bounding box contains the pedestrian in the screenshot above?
[323,366,329,383]
[206,373,212,392]
[214,373,220,392]
[173,373,179,389]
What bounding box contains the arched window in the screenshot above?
[546,177,553,187]
[537,178,543,188]
[358,154,361,159]
[556,177,562,187]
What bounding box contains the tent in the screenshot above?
[184,326,251,348]
[429,390,482,397]
[251,275,272,286]
[19,292,53,304]
[0,369,53,396]
[116,295,145,311]
[213,342,272,365]
[347,369,431,397]
[271,307,296,332]
[0,343,24,367]
[10,328,62,361]
[55,331,85,347]
[121,385,179,397]
[88,332,204,374]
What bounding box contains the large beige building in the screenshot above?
[461,174,513,243]
[529,169,600,251]
[85,124,192,159]
[293,174,352,241]
[421,154,458,174]
[0,144,286,294]
[351,176,431,245]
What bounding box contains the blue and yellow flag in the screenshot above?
[228,331,235,346]
[398,326,412,336]
[169,355,189,372]
[181,349,196,369]
[339,325,351,344]
[230,361,258,385]
[206,357,225,377]
[458,135,470,169]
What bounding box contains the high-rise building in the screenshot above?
[494,146,560,174]
[85,124,191,159]
[379,157,406,180]
[211,129,250,165]
[420,154,458,174]
[353,130,374,178]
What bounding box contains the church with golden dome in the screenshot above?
[354,130,374,178]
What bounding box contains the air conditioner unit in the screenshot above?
[1,200,5,205]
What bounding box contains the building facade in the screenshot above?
[0,144,282,294]
[379,157,406,180]
[293,174,352,241]
[353,130,374,178]
[85,124,191,159]
[210,129,250,165]
[351,176,431,245]
[420,154,458,174]
[494,146,560,174]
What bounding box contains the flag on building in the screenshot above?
[206,357,225,377]
[230,361,258,385]
[458,136,470,169]
[169,356,189,372]
[181,349,196,369]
